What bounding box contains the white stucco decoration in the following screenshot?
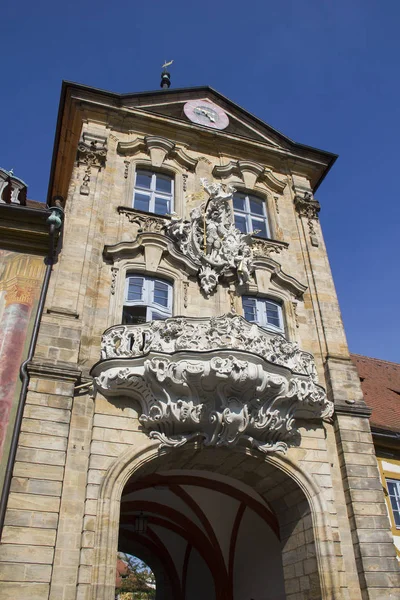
[164,179,254,296]
[92,315,333,455]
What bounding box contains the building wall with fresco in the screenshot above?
[0,250,45,490]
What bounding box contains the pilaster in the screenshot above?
[0,361,80,600]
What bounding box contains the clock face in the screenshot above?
[184,100,229,130]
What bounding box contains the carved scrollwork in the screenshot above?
[118,209,166,233]
[77,133,107,196]
[294,192,320,236]
[99,314,319,381]
[93,348,332,455]
[165,179,254,296]
[252,238,287,257]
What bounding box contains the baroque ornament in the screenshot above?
[165,179,254,295]
[92,315,333,455]
[294,191,320,236]
[77,133,107,196]
[119,209,165,233]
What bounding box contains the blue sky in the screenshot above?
[1,0,399,361]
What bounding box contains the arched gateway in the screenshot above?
[92,442,341,600]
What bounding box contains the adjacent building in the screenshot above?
[0,80,399,600]
[352,354,400,562]
[0,169,57,491]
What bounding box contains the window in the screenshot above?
[133,169,173,215]
[387,478,400,528]
[122,276,173,324]
[233,192,270,238]
[242,296,284,333]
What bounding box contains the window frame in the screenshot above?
[386,478,400,530]
[242,296,284,334]
[123,275,173,323]
[233,191,270,239]
[133,169,174,216]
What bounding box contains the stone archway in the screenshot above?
[91,441,342,600]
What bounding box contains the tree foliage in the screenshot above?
[116,553,156,600]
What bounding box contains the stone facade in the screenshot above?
[0,83,399,600]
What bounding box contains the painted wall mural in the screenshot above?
[0,250,44,485]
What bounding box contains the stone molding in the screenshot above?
[28,359,82,382]
[117,136,198,171]
[92,315,332,454]
[165,179,254,296]
[212,160,286,193]
[144,135,175,168]
[103,231,199,277]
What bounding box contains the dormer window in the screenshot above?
[122,275,173,324]
[233,192,269,238]
[133,169,174,216]
[242,296,284,334]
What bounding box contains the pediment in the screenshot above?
[120,87,291,148]
[61,82,337,193]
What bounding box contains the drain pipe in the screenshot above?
[0,201,64,539]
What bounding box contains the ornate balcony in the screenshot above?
[91,314,333,455]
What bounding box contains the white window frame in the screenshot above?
[386,478,400,529]
[233,192,270,238]
[124,275,173,321]
[242,296,284,334]
[133,169,174,215]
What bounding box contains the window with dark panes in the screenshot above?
[122,275,172,324]
[133,169,174,215]
[242,296,284,333]
[233,192,270,238]
[387,479,400,528]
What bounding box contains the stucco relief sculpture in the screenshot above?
[165,179,254,295]
[92,315,333,454]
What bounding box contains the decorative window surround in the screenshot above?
[252,238,288,257]
[213,160,286,193]
[117,136,198,171]
[118,206,167,233]
[92,314,332,455]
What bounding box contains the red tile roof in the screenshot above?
[351,354,400,433]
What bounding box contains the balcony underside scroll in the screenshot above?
[91,315,333,454]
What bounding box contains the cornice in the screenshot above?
[0,204,53,255]
[28,359,82,382]
[335,402,372,419]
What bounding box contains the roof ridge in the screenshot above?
[351,352,400,367]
